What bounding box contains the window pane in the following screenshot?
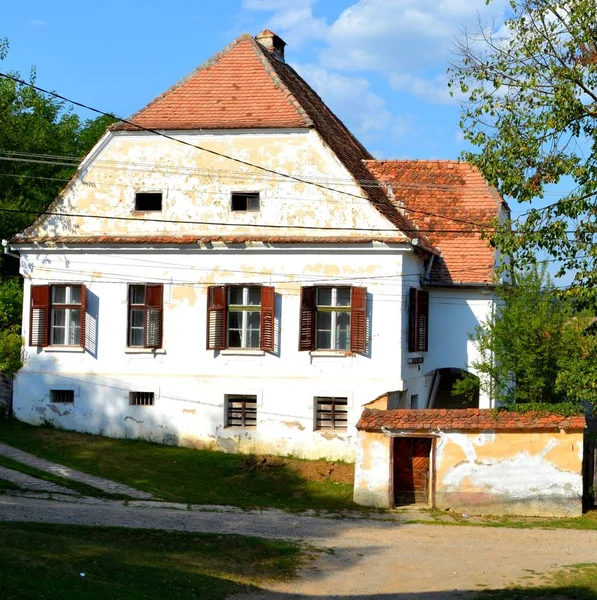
[317,288,332,306]
[316,330,331,349]
[247,329,260,348]
[246,311,260,348]
[336,287,351,307]
[52,309,66,327]
[52,286,66,304]
[130,328,144,347]
[247,311,260,329]
[247,287,261,306]
[130,309,145,328]
[68,286,81,305]
[228,312,242,329]
[130,285,146,305]
[67,309,81,345]
[317,311,331,330]
[228,329,242,347]
[336,311,350,350]
[229,286,243,306]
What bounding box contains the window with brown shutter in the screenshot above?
[408,287,429,353]
[299,286,367,353]
[31,284,86,348]
[207,285,275,351]
[128,284,163,349]
[315,397,348,430]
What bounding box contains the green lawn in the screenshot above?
[0,420,355,510]
[477,563,597,599]
[0,522,302,600]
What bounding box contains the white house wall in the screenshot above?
[29,130,400,239]
[402,280,495,409]
[14,246,412,460]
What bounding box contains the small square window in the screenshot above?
[231,192,260,212]
[226,395,257,427]
[50,390,74,404]
[135,192,162,212]
[410,394,419,409]
[129,391,154,406]
[315,397,348,431]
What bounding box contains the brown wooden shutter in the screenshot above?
[260,286,275,352]
[79,285,87,348]
[350,287,367,353]
[408,287,418,352]
[145,284,163,348]
[30,285,50,347]
[417,289,429,352]
[408,288,429,352]
[207,285,227,350]
[299,286,316,351]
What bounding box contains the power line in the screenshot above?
[0,74,493,231]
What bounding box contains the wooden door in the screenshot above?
[393,437,432,506]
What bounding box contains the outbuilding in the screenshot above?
[354,407,585,517]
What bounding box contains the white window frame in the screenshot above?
[315,287,351,350]
[227,286,261,349]
[50,285,82,346]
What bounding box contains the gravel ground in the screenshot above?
[0,494,595,599]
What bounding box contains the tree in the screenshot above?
[454,266,597,407]
[0,38,115,376]
[0,37,115,248]
[449,0,597,308]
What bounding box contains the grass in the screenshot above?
[477,563,597,599]
[420,508,597,531]
[0,454,129,499]
[0,522,303,600]
[0,420,356,510]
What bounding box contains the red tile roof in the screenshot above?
[10,235,410,246]
[110,32,435,254]
[365,160,507,284]
[356,408,586,432]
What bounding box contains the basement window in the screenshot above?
[315,397,348,431]
[226,394,257,427]
[231,192,260,212]
[50,390,74,404]
[129,391,155,406]
[135,192,162,212]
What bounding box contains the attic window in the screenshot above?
[135,192,162,212]
[231,192,260,212]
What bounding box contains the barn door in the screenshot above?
[393,437,432,506]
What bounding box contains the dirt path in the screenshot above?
[0,495,595,598]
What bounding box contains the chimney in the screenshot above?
[255,30,287,63]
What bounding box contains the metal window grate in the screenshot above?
[226,395,257,427]
[315,397,348,431]
[50,389,74,404]
[129,391,155,406]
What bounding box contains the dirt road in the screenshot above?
[0,495,595,598]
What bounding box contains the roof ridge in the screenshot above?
[249,37,313,128]
[364,159,467,165]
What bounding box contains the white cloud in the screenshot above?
[293,63,412,141]
[29,19,47,27]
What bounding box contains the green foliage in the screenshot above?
[0,278,22,330]
[458,266,597,407]
[0,326,23,378]
[451,372,481,404]
[449,0,597,308]
[0,38,116,245]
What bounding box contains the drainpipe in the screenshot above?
[424,255,435,281]
[2,240,19,260]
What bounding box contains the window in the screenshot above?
[408,288,429,353]
[299,286,366,353]
[226,395,257,427]
[206,285,274,351]
[231,192,260,212]
[30,284,86,347]
[129,391,154,406]
[135,192,162,212]
[128,284,163,349]
[50,390,74,404]
[315,397,348,431]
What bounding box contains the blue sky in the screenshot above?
[3,0,510,161]
[2,0,577,259]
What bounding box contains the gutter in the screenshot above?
[2,239,20,260]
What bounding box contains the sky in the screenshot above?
[2,0,511,161]
[2,0,577,280]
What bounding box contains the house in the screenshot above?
[7,30,508,462]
